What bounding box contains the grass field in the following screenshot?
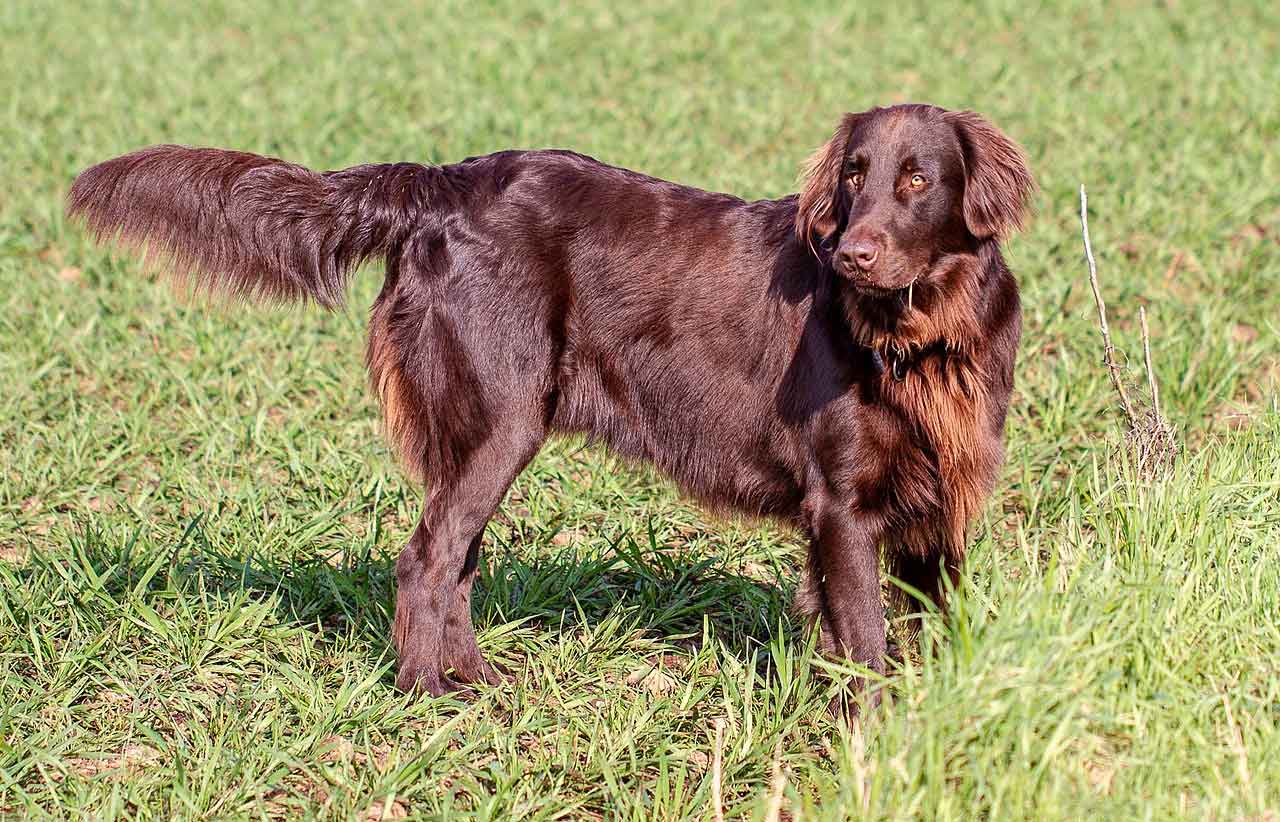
[2,0,1279,818]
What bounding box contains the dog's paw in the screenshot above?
[448,656,509,688]
[396,663,461,698]
[827,684,885,723]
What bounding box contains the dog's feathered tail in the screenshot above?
[67,145,433,308]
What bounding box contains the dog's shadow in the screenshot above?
[133,524,798,669]
[474,535,797,657]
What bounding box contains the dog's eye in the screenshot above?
[909,173,927,189]
[849,172,864,189]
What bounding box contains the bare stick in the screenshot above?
[1139,307,1163,423]
[1163,250,1184,284]
[712,718,726,822]
[764,739,788,822]
[1080,185,1137,425]
[1220,690,1254,793]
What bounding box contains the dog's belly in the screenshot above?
[550,351,805,518]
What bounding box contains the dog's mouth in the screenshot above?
[854,283,904,296]
[852,276,920,308]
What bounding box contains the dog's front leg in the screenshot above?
[805,501,888,716]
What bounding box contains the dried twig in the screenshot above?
[764,739,789,822]
[1080,185,1137,425]
[1220,690,1253,793]
[712,718,726,822]
[1080,185,1178,475]
[1136,305,1178,472]
[1139,307,1162,422]
[1162,250,1185,283]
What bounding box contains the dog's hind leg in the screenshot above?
[392,419,545,696]
[377,227,559,695]
[442,532,503,686]
[393,514,455,697]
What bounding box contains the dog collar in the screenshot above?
[870,342,947,382]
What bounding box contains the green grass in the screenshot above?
[2,0,1279,818]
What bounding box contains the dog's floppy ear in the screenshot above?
[943,110,1036,240]
[795,113,860,257]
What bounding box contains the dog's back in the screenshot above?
[69,145,835,514]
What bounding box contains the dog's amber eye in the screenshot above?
[909,174,927,189]
[848,172,864,189]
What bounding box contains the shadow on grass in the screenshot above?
[51,517,797,664]
[477,531,796,656]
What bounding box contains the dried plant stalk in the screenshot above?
[712,718,726,822]
[1139,307,1162,421]
[1133,306,1178,473]
[1080,184,1178,475]
[1080,185,1137,425]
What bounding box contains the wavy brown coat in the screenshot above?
[68,103,1034,712]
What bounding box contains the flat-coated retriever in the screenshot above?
[68,103,1034,712]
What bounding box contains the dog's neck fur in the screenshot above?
[837,246,993,364]
[836,241,1010,555]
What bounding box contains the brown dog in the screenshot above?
[68,104,1033,708]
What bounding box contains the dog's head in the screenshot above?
[796,104,1034,294]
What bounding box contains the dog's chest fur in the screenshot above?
[881,352,1001,556]
[831,267,1010,558]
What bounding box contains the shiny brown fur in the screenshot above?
[67,104,1033,713]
